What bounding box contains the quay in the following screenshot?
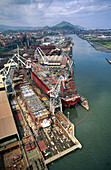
[0,65,82,169]
[45,143,82,164]
[13,74,82,166]
[0,76,82,170]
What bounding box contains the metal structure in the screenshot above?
[0,45,31,94]
[34,47,49,65]
[62,51,73,75]
[48,76,66,114]
[50,92,62,114]
[34,47,73,75]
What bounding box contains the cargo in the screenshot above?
[20,84,50,122]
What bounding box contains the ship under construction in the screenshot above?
[31,61,80,107]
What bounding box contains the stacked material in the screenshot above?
[14,110,23,121]
[25,141,35,152]
[20,85,50,121]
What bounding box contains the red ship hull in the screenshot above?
[62,97,80,107]
[31,71,80,107]
[31,71,50,95]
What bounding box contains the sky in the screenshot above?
[0,0,111,28]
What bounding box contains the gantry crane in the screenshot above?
[48,76,66,114]
[62,51,74,75]
[34,47,49,65]
[0,45,31,94]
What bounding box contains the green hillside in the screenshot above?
[53,21,82,30]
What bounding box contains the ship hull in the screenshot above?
[62,97,80,107]
[31,71,50,95]
[78,96,89,111]
[31,71,79,108]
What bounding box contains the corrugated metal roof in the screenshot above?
[0,91,17,140]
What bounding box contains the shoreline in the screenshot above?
[77,35,111,53]
[88,41,111,53]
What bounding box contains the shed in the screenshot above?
[0,91,17,140]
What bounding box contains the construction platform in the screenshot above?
[12,74,82,167]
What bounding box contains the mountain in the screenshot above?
[0,25,41,30]
[0,21,83,31]
[43,25,50,29]
[52,21,83,30]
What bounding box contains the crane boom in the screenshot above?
[0,45,31,87]
[34,47,49,64]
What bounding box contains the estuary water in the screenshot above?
[48,34,111,170]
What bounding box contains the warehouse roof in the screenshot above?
[0,91,17,140]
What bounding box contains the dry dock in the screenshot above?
[12,73,82,167]
[0,67,82,169]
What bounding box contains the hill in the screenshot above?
[0,21,83,31]
[52,21,83,30]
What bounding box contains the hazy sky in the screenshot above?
[0,0,111,28]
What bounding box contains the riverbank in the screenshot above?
[77,35,111,53]
[89,41,111,53]
[62,34,111,170]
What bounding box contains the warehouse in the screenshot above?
[0,90,18,142]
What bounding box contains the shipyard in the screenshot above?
[0,35,88,170]
[1,0,111,168]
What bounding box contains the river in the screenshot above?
[48,34,111,170]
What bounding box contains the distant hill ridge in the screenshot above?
[53,21,83,30]
[0,21,83,30]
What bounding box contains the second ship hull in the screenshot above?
[62,97,80,107]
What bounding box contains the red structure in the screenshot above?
[31,71,50,95]
[31,62,80,107]
[35,45,56,50]
[38,140,47,151]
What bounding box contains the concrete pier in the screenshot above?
[44,111,82,164]
[45,143,82,164]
